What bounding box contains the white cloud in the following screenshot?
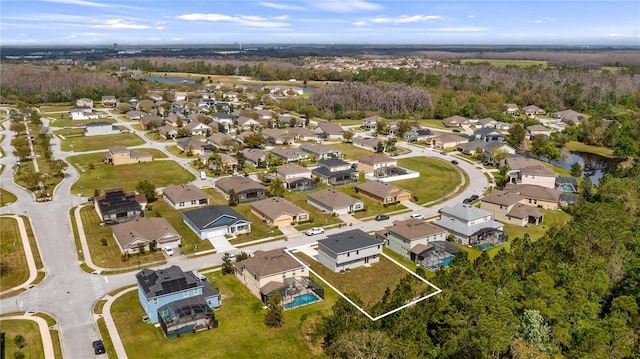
[606,33,639,38]
[93,19,151,29]
[435,27,487,32]
[312,0,383,13]
[259,2,306,11]
[353,21,369,26]
[42,0,108,8]
[272,15,290,21]
[534,17,554,23]
[468,14,475,18]
[371,15,440,24]
[177,13,289,28]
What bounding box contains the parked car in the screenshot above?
[163,246,174,256]
[375,214,390,221]
[87,196,94,202]
[305,227,325,236]
[92,340,106,355]
[390,153,399,157]
[469,194,479,201]
[452,129,461,133]
[463,198,472,204]
[410,213,425,220]
[451,160,459,165]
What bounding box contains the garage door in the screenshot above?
[205,228,227,239]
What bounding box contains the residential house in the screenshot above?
[432,134,469,149]
[101,95,117,108]
[270,147,309,163]
[206,132,236,150]
[526,125,553,139]
[522,105,546,118]
[505,157,557,188]
[362,115,384,130]
[215,176,268,203]
[376,218,448,260]
[235,131,259,146]
[313,122,345,139]
[76,98,94,108]
[95,188,146,225]
[483,142,516,161]
[299,143,341,160]
[112,217,182,253]
[176,138,211,156]
[211,112,234,133]
[433,203,504,246]
[237,116,263,131]
[174,92,188,101]
[404,126,433,143]
[182,205,251,240]
[352,136,385,152]
[235,248,323,307]
[357,155,396,175]
[241,148,267,167]
[505,104,519,116]
[157,126,178,139]
[276,164,316,192]
[136,99,155,112]
[504,183,564,210]
[68,106,99,120]
[480,189,544,226]
[184,120,211,136]
[136,266,220,327]
[164,114,181,127]
[84,122,119,136]
[473,128,506,142]
[477,117,498,128]
[126,110,145,120]
[139,114,164,129]
[104,146,153,165]
[317,229,384,273]
[278,114,305,127]
[312,159,358,186]
[551,109,586,125]
[442,115,470,127]
[290,127,320,142]
[457,140,490,155]
[163,184,209,210]
[354,180,412,205]
[250,197,309,227]
[262,128,294,145]
[205,153,239,173]
[306,188,364,215]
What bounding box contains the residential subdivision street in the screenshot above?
[0,110,489,358]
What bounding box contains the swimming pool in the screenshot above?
[561,184,576,192]
[283,293,319,310]
[478,243,493,251]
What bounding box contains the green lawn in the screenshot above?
[331,183,408,219]
[61,133,145,152]
[48,117,117,129]
[0,217,29,291]
[564,141,614,157]
[79,206,166,268]
[415,119,449,129]
[67,153,195,196]
[540,160,572,177]
[0,319,46,359]
[112,272,335,358]
[328,142,376,161]
[279,184,344,230]
[394,157,462,205]
[146,201,213,254]
[165,145,191,158]
[460,59,547,67]
[0,187,18,205]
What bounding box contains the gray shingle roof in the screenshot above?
[182,205,247,230]
[318,229,383,254]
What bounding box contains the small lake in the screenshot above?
[534,150,620,185]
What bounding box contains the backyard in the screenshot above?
[0,319,46,359]
[328,142,377,161]
[394,157,462,205]
[111,271,336,358]
[60,133,145,152]
[67,153,195,196]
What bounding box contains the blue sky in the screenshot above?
[1,0,639,46]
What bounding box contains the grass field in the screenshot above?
[112,271,336,359]
[328,142,376,161]
[66,153,195,196]
[146,201,213,254]
[48,117,117,129]
[461,59,547,67]
[394,157,462,205]
[61,133,145,152]
[79,206,166,268]
[0,217,29,291]
[331,183,408,219]
[0,319,46,359]
[0,187,18,205]
[564,141,614,157]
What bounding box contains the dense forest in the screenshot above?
[316,164,640,358]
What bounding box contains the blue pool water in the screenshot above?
[283,293,319,310]
[561,184,576,192]
[442,257,453,266]
[478,243,493,251]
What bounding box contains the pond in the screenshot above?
[536,150,620,185]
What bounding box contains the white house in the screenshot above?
[84,122,120,136]
[317,229,384,272]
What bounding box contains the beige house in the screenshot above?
[504,184,563,210]
[235,248,307,301]
[162,184,209,210]
[432,134,469,149]
[376,218,448,260]
[357,155,397,175]
[480,189,544,226]
[101,95,117,108]
[76,98,94,108]
[522,105,546,118]
[306,188,364,215]
[112,217,181,254]
[104,146,152,165]
[250,197,309,227]
[506,157,557,189]
[355,180,412,205]
[526,125,553,139]
[442,115,470,127]
[352,136,385,152]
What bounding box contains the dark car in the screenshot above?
[452,129,461,133]
[92,340,105,355]
[451,160,459,165]
[462,198,472,204]
[469,195,479,201]
[375,214,390,221]
[87,196,94,202]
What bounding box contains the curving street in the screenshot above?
[0,110,490,358]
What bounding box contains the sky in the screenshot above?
[1,0,639,46]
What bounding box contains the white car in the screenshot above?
[305,227,325,236]
[410,213,425,220]
[163,246,174,256]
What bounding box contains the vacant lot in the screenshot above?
[0,217,29,291]
[112,271,337,358]
[328,142,376,161]
[395,157,462,204]
[60,133,145,152]
[67,153,195,196]
[48,117,117,129]
[0,319,45,359]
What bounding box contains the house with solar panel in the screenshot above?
[136,265,221,338]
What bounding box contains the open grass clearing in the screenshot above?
[67,152,195,196]
[331,183,409,219]
[564,141,614,157]
[394,157,462,205]
[0,217,29,291]
[146,201,213,254]
[60,133,145,152]
[1,187,18,205]
[112,271,335,359]
[0,318,46,359]
[328,142,377,161]
[79,206,166,268]
[48,117,116,129]
[97,317,117,359]
[460,59,547,67]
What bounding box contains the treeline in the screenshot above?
[316,164,640,359]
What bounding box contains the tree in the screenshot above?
[264,291,284,328]
[149,240,157,253]
[13,144,31,161]
[342,130,354,143]
[22,172,41,190]
[228,189,239,206]
[13,335,26,349]
[0,261,11,275]
[506,123,526,151]
[518,309,550,344]
[269,177,285,197]
[375,119,388,135]
[243,132,268,148]
[570,162,583,178]
[30,109,41,124]
[135,179,157,202]
[10,121,26,133]
[49,159,68,178]
[221,253,234,274]
[613,136,637,158]
[396,120,412,137]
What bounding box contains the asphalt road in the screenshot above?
[0,113,489,358]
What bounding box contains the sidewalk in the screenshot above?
[100,286,136,359]
[1,314,56,359]
[0,215,40,296]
